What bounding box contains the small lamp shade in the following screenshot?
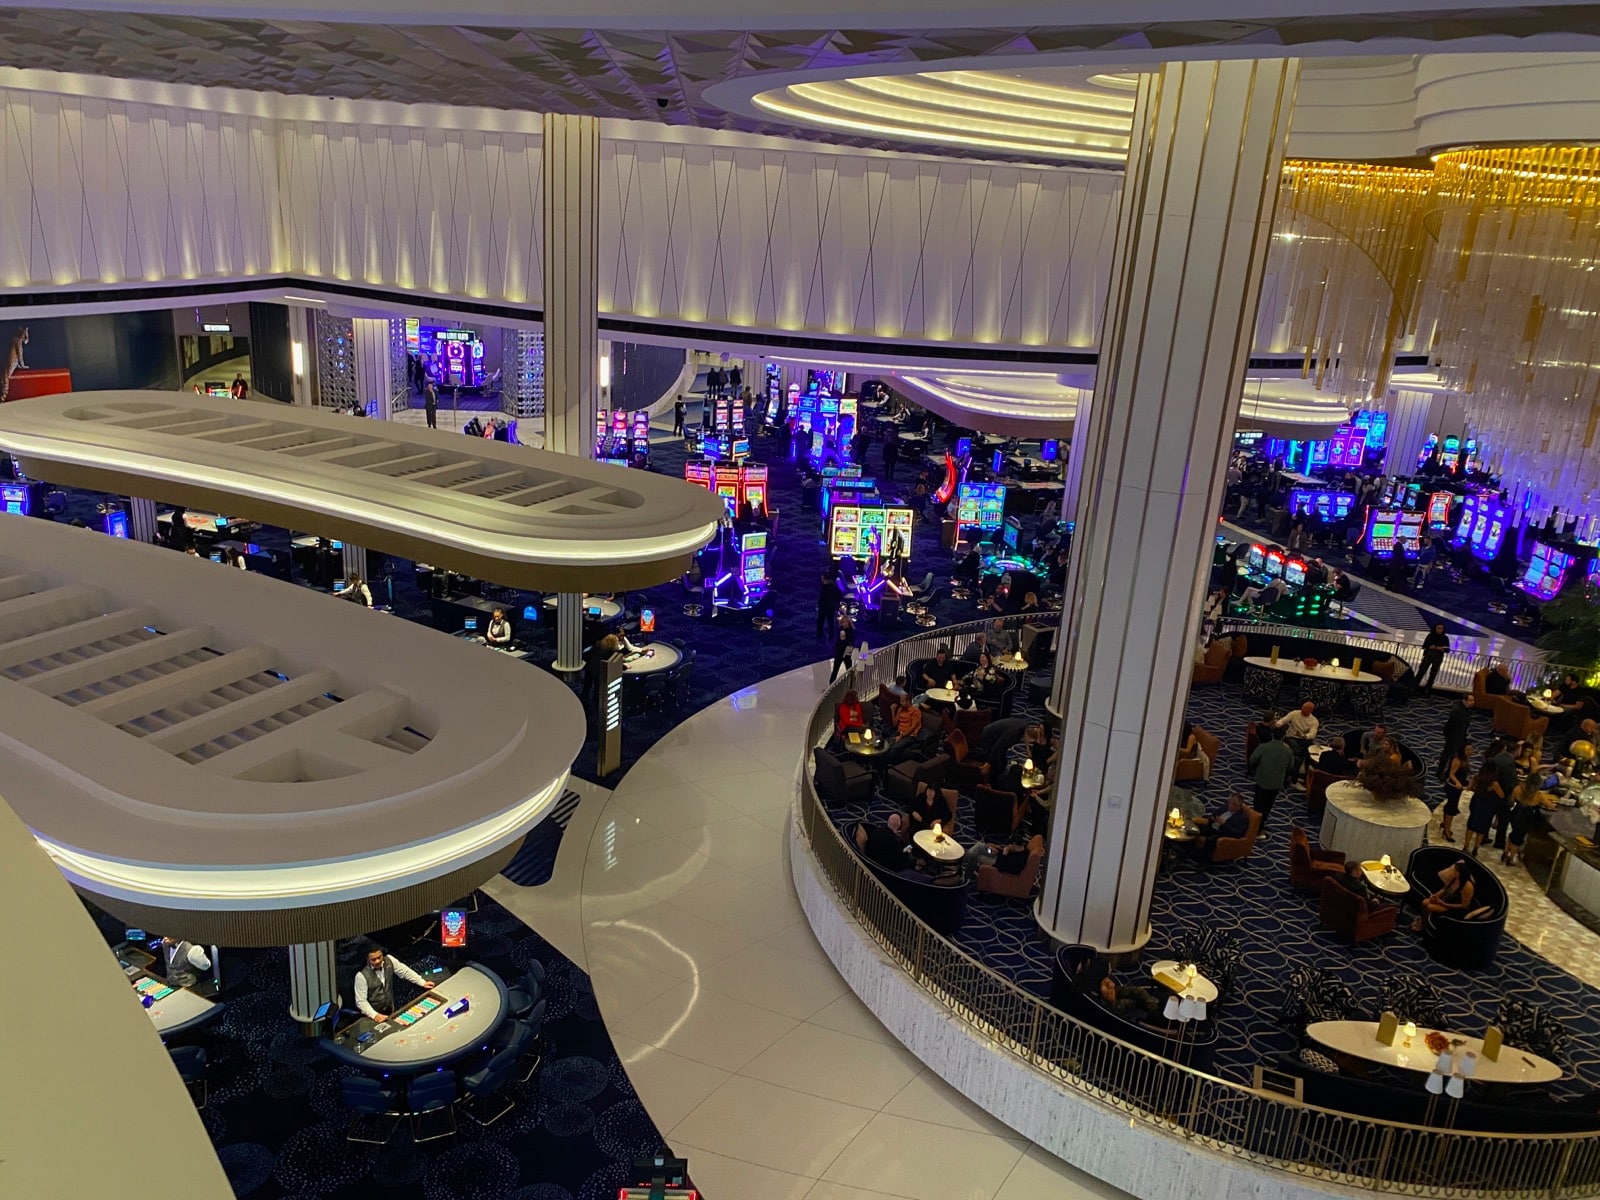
[1164,996,1181,1021]
[1434,1052,1453,1075]
[1446,1075,1465,1099]
[1459,1052,1478,1078]
[1024,758,1034,772]
[1380,854,1392,868]
[1425,1072,1445,1095]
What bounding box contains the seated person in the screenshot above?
[1484,663,1513,696]
[921,646,959,690]
[836,689,867,735]
[1240,577,1288,607]
[906,779,954,832]
[961,632,989,662]
[1005,723,1047,771]
[966,824,1034,872]
[1334,860,1373,900]
[1359,723,1391,759]
[1315,737,1358,777]
[484,607,513,648]
[881,672,910,705]
[1018,591,1042,615]
[954,547,983,586]
[1191,793,1251,858]
[952,682,979,711]
[1097,976,1163,1023]
[968,651,1003,693]
[1411,855,1476,933]
[853,815,910,871]
[1177,721,1211,782]
[1560,718,1599,761]
[886,698,927,764]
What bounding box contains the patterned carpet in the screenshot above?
[827,677,1600,1105]
[87,895,669,1200]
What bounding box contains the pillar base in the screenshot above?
[287,940,341,1037]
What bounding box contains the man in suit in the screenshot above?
[1316,737,1358,778]
[1437,694,1474,779]
[1191,793,1252,859]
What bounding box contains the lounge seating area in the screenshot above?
[817,650,1600,1115]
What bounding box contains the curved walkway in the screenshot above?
[490,660,1123,1200]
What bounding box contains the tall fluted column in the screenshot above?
[541,113,600,456]
[1038,59,1299,953]
[554,591,585,673]
[351,317,393,421]
[128,496,158,543]
[287,940,339,1035]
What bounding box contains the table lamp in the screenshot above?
[863,728,873,742]
[931,821,945,842]
[1013,650,1024,664]
[1331,656,1341,669]
[1380,854,1391,868]
[1402,1020,1417,1046]
[1024,757,1035,773]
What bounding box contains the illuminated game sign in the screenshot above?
[1364,507,1425,558]
[1351,410,1388,448]
[1,483,30,516]
[440,909,468,948]
[1328,426,1368,468]
[956,482,1006,530]
[829,504,914,559]
[104,509,129,538]
[1518,542,1574,600]
[1288,489,1356,522]
[1471,499,1509,562]
[1426,491,1452,530]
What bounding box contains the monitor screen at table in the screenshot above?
[1285,560,1307,588]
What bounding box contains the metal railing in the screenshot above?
[1216,620,1575,695]
[795,612,1600,1198]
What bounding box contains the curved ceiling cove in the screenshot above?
[0,393,725,591]
[0,518,584,943]
[749,70,1138,165]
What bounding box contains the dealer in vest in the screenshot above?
[355,944,436,1021]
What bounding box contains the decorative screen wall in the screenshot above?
[1,86,1123,352]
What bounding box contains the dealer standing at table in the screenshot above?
[355,945,435,1022]
[484,608,513,648]
[1417,623,1450,693]
[160,936,211,988]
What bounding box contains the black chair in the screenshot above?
[168,1044,208,1109]
[459,1049,519,1126]
[1405,846,1508,970]
[341,1074,402,1144]
[885,753,950,803]
[492,1000,546,1081]
[407,1070,458,1143]
[1373,974,1446,1029]
[813,747,873,803]
[857,855,968,935]
[506,961,546,1019]
[972,785,1024,842]
[1170,927,1242,998]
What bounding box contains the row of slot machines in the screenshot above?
[684,462,769,518]
[595,409,651,466]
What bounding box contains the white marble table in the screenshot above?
[1306,1020,1562,1084]
[1243,655,1382,684]
[1149,959,1218,1003]
[1319,780,1431,865]
[1360,860,1413,896]
[913,828,964,862]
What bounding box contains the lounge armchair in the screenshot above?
[1207,806,1261,864]
[1318,876,1398,943]
[885,753,950,803]
[1491,696,1549,741]
[813,747,872,804]
[1191,640,1233,686]
[1174,725,1219,784]
[1406,846,1508,969]
[1289,825,1344,892]
[976,835,1044,898]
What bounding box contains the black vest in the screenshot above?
[363,962,396,1014]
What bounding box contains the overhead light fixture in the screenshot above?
[291,342,305,378]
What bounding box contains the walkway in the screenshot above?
[487,660,1123,1200]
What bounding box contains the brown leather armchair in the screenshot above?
[976,834,1045,898]
[1304,766,1350,817]
[1319,876,1398,943]
[1491,696,1549,741]
[1208,807,1261,863]
[1289,825,1344,891]
[1471,667,1494,708]
[1191,640,1233,686]
[1243,721,1261,771]
[953,706,995,743]
[1174,725,1220,783]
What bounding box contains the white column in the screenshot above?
[287,940,339,1032]
[1383,386,1441,475]
[128,496,158,543]
[351,317,392,421]
[541,113,600,456]
[287,305,314,406]
[1039,59,1299,954]
[341,543,368,584]
[554,591,584,673]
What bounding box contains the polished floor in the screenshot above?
[488,661,1125,1200]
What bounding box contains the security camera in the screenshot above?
[656,97,669,109]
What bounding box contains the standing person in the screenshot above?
[830,611,856,683]
[673,395,686,436]
[160,936,211,988]
[882,431,900,482]
[1503,774,1556,866]
[1247,725,1295,826]
[1416,623,1450,693]
[423,379,438,429]
[1413,537,1438,589]
[230,372,249,400]
[1487,739,1520,850]
[816,560,841,639]
[353,945,435,1022]
[342,574,374,608]
[1438,739,1473,844]
[1437,694,1474,778]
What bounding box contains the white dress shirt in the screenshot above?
[1278,711,1320,741]
[353,955,428,1019]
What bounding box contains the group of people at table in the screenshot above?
[834,640,1057,885]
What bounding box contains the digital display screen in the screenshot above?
[829,504,914,558]
[1247,544,1265,572]
[1352,410,1388,448]
[1328,427,1368,468]
[104,510,129,538]
[1040,439,1059,461]
[1003,517,1021,551]
[1285,560,1307,588]
[1427,491,1452,529]
[1452,494,1480,545]
[1472,501,1509,562]
[954,437,972,459]
[1265,550,1285,579]
[419,326,485,388]
[1288,489,1356,521]
[956,482,1006,529]
[440,909,467,948]
[1518,542,1573,600]
[991,449,1005,475]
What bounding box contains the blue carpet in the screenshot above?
[827,680,1600,1102]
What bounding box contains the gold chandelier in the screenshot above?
[1268,147,1600,519]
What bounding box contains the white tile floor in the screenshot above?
[488,660,1128,1200]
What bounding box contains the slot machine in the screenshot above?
[742,465,769,517]
[736,531,769,605]
[713,466,742,516]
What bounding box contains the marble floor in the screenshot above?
[488,661,1126,1200]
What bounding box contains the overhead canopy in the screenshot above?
[0,392,725,591]
[0,519,584,945]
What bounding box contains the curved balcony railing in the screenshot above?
[793,612,1600,1199]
